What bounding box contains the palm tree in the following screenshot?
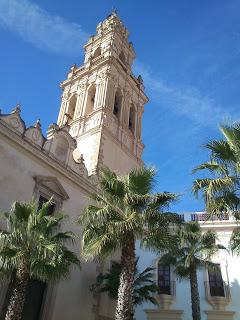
[229,227,240,258]
[0,200,80,320]
[93,258,158,319]
[159,221,224,320]
[79,166,178,320]
[192,123,240,216]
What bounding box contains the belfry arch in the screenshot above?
[93,47,101,59]
[113,89,122,120]
[67,95,77,123]
[128,103,136,134]
[85,85,96,116]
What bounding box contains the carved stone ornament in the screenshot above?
[24,122,45,148]
[78,81,87,91]
[33,176,69,200]
[89,174,99,186]
[11,103,21,114]
[0,106,26,135]
[97,72,107,81]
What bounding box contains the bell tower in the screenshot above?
[57,12,148,174]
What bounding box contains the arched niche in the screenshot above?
[85,85,96,116]
[54,136,69,163]
[93,47,101,59]
[67,95,77,123]
[113,89,122,120]
[128,103,136,134]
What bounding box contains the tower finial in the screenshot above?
[111,7,118,15]
[34,119,41,129]
[106,7,118,20]
[11,103,21,114]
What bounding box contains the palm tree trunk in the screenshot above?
[189,265,201,320]
[5,267,29,320]
[115,232,135,320]
[130,304,134,320]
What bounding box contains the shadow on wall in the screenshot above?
[229,279,240,316]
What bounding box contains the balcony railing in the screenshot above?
[91,54,104,64]
[191,213,229,222]
[178,214,185,222]
[158,281,176,296]
[156,281,176,309]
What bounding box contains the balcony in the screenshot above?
[155,281,176,310]
[146,282,183,320]
[204,281,231,311]
[91,54,104,65]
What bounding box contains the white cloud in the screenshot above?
[134,61,237,127]
[0,0,89,56]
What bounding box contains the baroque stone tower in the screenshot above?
[57,12,148,174]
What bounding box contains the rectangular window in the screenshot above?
[37,195,55,215]
[208,264,225,297]
[158,264,171,295]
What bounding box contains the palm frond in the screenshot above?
[0,200,80,282]
[94,258,158,307]
[193,122,240,215]
[220,123,240,151]
[229,227,240,255]
[79,166,178,261]
[205,139,236,163]
[192,161,228,175]
[158,222,223,280]
[192,177,236,199]
[124,166,156,195]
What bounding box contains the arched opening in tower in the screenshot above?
[85,85,96,116]
[67,95,77,123]
[93,47,102,59]
[129,104,136,134]
[113,89,122,120]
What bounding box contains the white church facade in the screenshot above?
[0,12,240,320]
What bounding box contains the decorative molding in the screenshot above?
[0,115,97,194]
[0,108,26,135]
[205,310,235,320]
[33,176,69,200]
[25,124,45,148]
[145,309,183,320]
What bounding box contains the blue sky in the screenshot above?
[0,0,240,212]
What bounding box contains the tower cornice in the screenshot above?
[60,57,148,104]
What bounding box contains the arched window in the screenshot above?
[67,95,77,123]
[85,85,96,116]
[113,89,122,119]
[119,51,126,64]
[208,264,225,297]
[158,262,171,295]
[93,47,101,59]
[129,104,136,134]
